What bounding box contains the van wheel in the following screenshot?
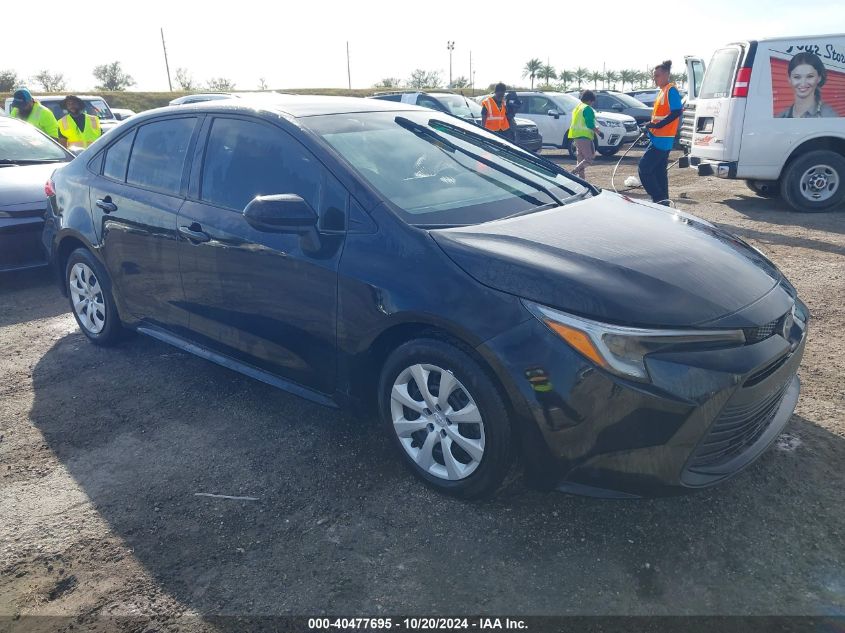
[780,150,845,212]
[745,180,780,198]
[378,338,512,499]
[65,248,123,346]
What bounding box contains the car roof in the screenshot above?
[148,94,421,118]
[26,95,106,101]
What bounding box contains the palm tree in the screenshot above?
[574,67,590,89]
[620,69,637,91]
[589,70,604,90]
[522,58,543,89]
[670,72,686,88]
[539,64,557,86]
[558,69,574,91]
[635,71,650,89]
[604,70,619,90]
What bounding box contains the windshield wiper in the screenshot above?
[395,116,565,207]
[426,118,601,196]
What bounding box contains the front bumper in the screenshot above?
[515,132,543,153]
[478,309,807,497]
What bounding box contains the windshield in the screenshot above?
[613,93,651,108]
[547,93,582,111]
[0,121,69,162]
[466,100,482,117]
[307,111,587,227]
[699,47,741,99]
[432,94,475,119]
[40,98,115,121]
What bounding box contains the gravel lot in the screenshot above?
[1,149,843,630]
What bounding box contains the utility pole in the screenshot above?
[447,41,455,88]
[161,27,172,92]
[346,42,351,90]
[469,50,472,92]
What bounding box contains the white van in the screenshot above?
[680,34,845,212]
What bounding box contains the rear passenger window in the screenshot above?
[200,118,320,212]
[126,118,196,195]
[103,130,135,182]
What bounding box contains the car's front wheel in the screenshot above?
[379,338,512,498]
[66,248,123,346]
[596,145,621,157]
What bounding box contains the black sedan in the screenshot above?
[43,96,808,499]
[1,117,73,271]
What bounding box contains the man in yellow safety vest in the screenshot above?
[567,90,605,180]
[9,89,59,141]
[57,95,102,150]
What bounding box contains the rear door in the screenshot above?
[177,115,344,394]
[523,95,564,145]
[89,115,199,327]
[691,45,749,163]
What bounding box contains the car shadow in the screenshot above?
[715,221,845,257]
[0,267,68,328]
[25,333,845,617]
[723,195,845,237]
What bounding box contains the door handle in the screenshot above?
[179,224,211,243]
[96,197,118,213]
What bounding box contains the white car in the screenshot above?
[493,91,639,156]
[111,108,136,121]
[4,94,122,134]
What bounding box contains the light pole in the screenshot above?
[447,41,455,88]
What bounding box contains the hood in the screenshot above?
[596,111,637,124]
[431,192,784,328]
[0,163,65,209]
[513,117,536,128]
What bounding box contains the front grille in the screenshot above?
[679,104,695,148]
[517,127,539,138]
[688,380,790,469]
[744,317,779,343]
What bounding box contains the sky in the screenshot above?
[4,0,844,92]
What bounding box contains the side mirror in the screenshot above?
[547,109,560,119]
[113,113,123,121]
[243,194,317,233]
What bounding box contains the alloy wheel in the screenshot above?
[390,364,485,481]
[69,262,106,334]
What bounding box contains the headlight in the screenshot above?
[598,120,621,127]
[522,300,746,382]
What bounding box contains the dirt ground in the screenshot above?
[1,149,844,631]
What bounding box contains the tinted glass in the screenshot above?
[417,96,447,112]
[432,94,474,118]
[595,94,614,109]
[126,118,196,195]
[308,111,586,227]
[103,130,135,181]
[201,118,320,212]
[373,94,402,102]
[527,96,555,114]
[700,47,741,99]
[0,120,68,162]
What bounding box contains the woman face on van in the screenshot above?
[789,64,822,100]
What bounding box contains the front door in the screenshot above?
[524,95,566,146]
[89,116,199,328]
[177,116,344,394]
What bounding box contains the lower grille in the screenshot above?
[679,104,695,148]
[688,380,790,469]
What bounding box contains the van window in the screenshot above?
[699,47,741,99]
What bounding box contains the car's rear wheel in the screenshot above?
[378,338,512,498]
[66,248,123,346]
[780,150,845,212]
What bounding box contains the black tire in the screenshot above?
[378,338,513,499]
[65,248,123,346]
[780,150,845,212]
[566,137,576,158]
[745,179,780,198]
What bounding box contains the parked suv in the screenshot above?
[370,91,542,153]
[4,95,121,134]
[568,89,653,123]
[504,91,638,156]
